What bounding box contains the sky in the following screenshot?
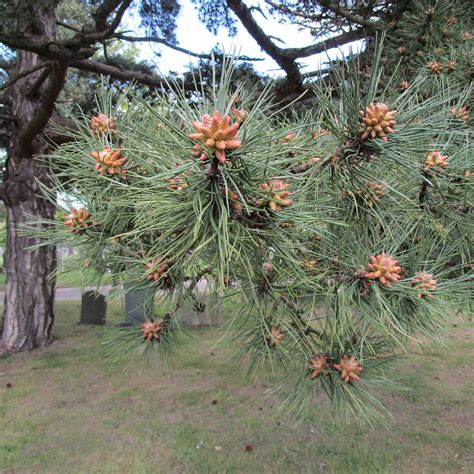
[126,0,363,77]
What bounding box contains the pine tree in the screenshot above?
[32,34,472,424]
[384,0,473,93]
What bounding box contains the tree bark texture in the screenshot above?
[1,0,59,351]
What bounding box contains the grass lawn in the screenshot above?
[0,302,473,473]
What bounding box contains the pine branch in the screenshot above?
[265,0,382,30]
[0,1,133,62]
[0,33,97,62]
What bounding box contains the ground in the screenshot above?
[0,302,473,473]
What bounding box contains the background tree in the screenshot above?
[194,0,414,100]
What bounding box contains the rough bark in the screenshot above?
[1,0,59,351]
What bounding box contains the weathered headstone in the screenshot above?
[123,285,155,326]
[177,293,223,327]
[80,290,107,325]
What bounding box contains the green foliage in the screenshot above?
[31,36,473,425]
[138,0,181,42]
[191,0,238,36]
[384,0,474,95]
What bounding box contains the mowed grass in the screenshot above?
[0,302,473,473]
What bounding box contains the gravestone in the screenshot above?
[176,293,223,327]
[80,291,107,325]
[123,285,155,326]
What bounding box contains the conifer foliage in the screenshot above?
[33,31,472,424]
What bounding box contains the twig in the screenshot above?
[0,62,51,91]
[114,34,264,61]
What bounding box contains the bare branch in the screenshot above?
[70,58,167,89]
[226,0,303,89]
[69,58,202,92]
[56,20,83,34]
[0,62,51,91]
[114,34,264,61]
[282,29,367,58]
[85,0,132,43]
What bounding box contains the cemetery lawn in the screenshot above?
[0,301,473,473]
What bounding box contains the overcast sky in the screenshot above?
[126,0,363,77]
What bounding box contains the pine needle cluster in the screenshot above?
[32,34,472,425]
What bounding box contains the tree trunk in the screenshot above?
[1,168,56,350]
[1,0,58,351]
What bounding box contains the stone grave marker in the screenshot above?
[80,290,107,325]
[123,285,155,326]
[177,293,223,327]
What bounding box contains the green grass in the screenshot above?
[0,302,473,473]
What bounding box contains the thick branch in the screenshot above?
[0,33,96,61]
[83,0,132,43]
[282,29,367,58]
[0,1,132,61]
[94,0,127,32]
[227,0,370,97]
[26,65,53,97]
[17,61,69,154]
[69,58,167,88]
[226,0,302,88]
